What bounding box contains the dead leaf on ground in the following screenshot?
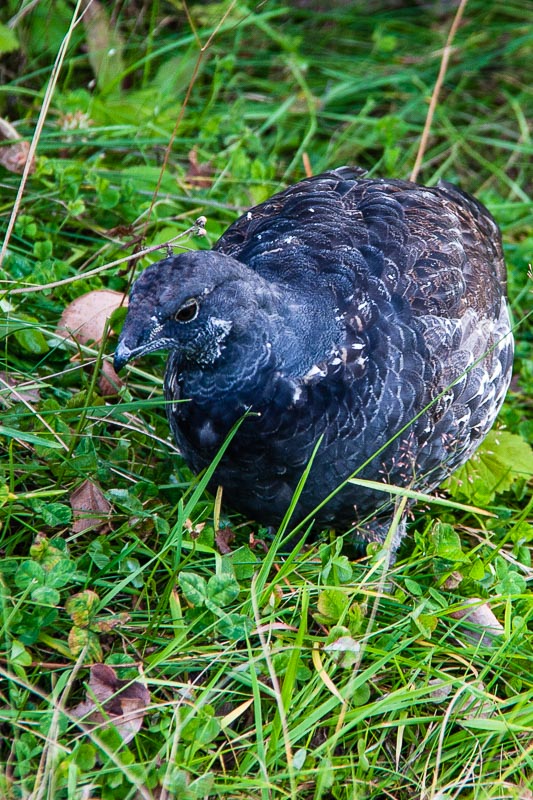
[0,372,41,405]
[56,289,126,347]
[449,598,504,646]
[215,527,235,554]
[0,118,35,174]
[71,663,150,744]
[98,359,123,396]
[70,479,111,534]
[428,678,494,719]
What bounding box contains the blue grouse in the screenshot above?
[114,167,514,552]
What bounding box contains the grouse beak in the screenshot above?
[114,321,169,372]
[114,340,136,372]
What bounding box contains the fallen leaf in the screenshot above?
[324,634,361,668]
[215,527,235,554]
[449,598,504,646]
[0,372,40,405]
[98,359,123,396]
[428,678,494,719]
[442,571,463,590]
[71,663,149,744]
[70,479,111,534]
[249,532,269,553]
[0,118,35,174]
[427,679,452,703]
[56,289,126,347]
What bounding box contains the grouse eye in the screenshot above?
[174,299,199,323]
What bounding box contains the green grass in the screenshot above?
[0,1,532,798]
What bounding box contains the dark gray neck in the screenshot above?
[171,277,342,407]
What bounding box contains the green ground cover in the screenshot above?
[0,1,531,797]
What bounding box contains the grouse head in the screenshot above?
[114,250,276,372]
[115,247,341,383]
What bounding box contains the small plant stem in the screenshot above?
[410,0,469,182]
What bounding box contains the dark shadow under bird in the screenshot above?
[114,167,514,553]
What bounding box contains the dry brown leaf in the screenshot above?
[449,598,504,646]
[215,527,235,554]
[0,118,35,174]
[71,663,150,744]
[70,479,111,534]
[442,571,463,590]
[98,359,124,396]
[56,289,126,347]
[0,372,40,405]
[428,678,495,719]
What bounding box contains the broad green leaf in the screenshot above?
[189,772,215,796]
[324,627,360,668]
[33,240,53,260]
[494,558,527,595]
[38,502,72,527]
[178,572,208,607]
[431,523,469,562]
[445,430,533,505]
[13,315,49,354]
[469,559,485,581]
[216,612,252,640]
[73,743,97,772]
[31,586,61,606]
[47,560,76,589]
[293,749,307,771]
[98,185,120,209]
[404,578,424,596]
[315,588,350,624]
[30,535,66,568]
[229,545,258,581]
[0,23,18,54]
[15,561,45,591]
[412,612,438,639]
[0,484,13,506]
[10,639,32,667]
[206,574,240,608]
[181,710,220,745]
